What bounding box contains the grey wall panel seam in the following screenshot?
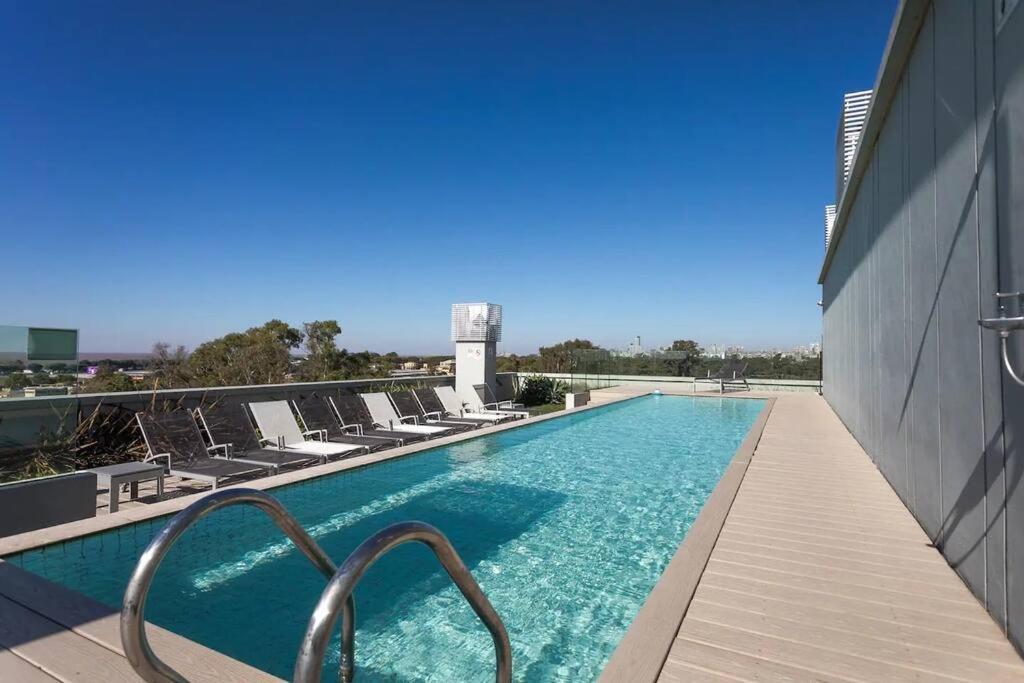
[991,0,1010,634]
[970,0,989,608]
[931,11,942,545]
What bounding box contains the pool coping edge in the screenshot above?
[596,395,776,683]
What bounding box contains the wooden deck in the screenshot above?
[660,392,1024,682]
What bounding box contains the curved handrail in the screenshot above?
[999,335,1024,387]
[293,521,512,683]
[120,488,355,683]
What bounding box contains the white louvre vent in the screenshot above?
[825,204,837,248]
[451,303,502,342]
[835,90,872,202]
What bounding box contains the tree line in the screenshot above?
[496,339,821,381]
[0,319,443,393]
[1,328,820,394]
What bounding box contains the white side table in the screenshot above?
[89,462,165,513]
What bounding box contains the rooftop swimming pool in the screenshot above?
[5,395,764,681]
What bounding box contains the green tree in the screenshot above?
[663,339,703,377]
[262,319,304,349]
[3,373,32,390]
[537,339,599,372]
[82,367,137,393]
[189,320,304,386]
[299,320,343,381]
[150,342,191,388]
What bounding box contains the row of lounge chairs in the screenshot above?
[134,386,526,490]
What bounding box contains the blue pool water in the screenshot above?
[6,395,763,681]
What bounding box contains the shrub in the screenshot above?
[517,375,567,406]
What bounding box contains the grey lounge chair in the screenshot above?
[360,392,451,437]
[137,411,270,489]
[433,386,513,423]
[413,387,497,427]
[330,393,426,444]
[693,362,751,393]
[474,383,529,418]
[248,401,369,460]
[292,394,401,451]
[494,376,525,409]
[390,390,477,432]
[195,400,323,471]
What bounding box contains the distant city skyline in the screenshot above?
[2,3,896,354]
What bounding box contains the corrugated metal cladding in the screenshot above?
[821,0,1024,653]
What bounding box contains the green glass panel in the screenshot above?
[0,326,29,364]
[26,328,78,362]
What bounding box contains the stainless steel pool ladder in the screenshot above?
[120,488,512,683]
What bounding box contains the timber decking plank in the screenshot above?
[0,646,60,682]
[656,393,1024,682]
[0,595,137,683]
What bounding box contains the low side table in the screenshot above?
[89,462,165,513]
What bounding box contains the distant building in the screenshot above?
[23,386,71,397]
[389,368,429,378]
[609,336,645,358]
[436,359,455,375]
[834,89,872,202]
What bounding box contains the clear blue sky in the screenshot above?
[1,1,895,355]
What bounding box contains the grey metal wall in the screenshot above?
[822,0,1024,651]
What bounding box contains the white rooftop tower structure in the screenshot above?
[451,303,502,407]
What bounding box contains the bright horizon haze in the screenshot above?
[1,2,896,355]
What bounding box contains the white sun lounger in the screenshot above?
[434,386,514,423]
[248,401,366,459]
[360,392,450,436]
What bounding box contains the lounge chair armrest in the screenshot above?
[207,442,233,457]
[423,410,444,420]
[399,415,419,425]
[341,424,364,436]
[303,429,328,442]
[144,453,171,471]
[482,401,501,410]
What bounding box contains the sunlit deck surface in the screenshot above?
[2,389,1022,681]
[653,391,1024,682]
